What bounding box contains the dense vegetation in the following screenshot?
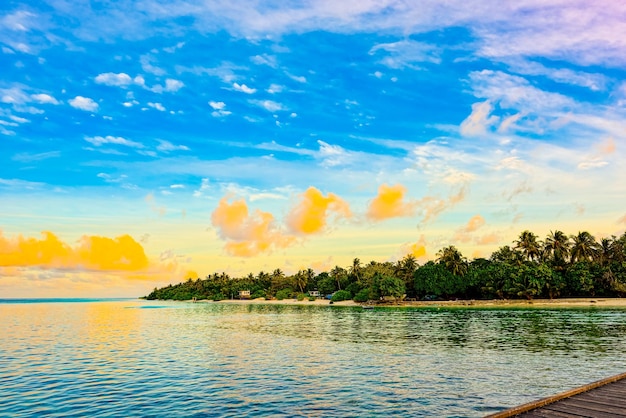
[145,230,626,302]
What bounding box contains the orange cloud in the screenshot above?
[402,235,428,259]
[145,193,167,216]
[600,137,615,154]
[477,233,500,245]
[419,186,467,224]
[464,215,485,232]
[454,214,486,243]
[287,187,351,235]
[211,196,295,257]
[0,231,149,272]
[367,184,417,221]
[367,184,467,224]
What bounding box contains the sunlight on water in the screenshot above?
[1,300,625,417]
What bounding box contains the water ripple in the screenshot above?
[1,301,626,417]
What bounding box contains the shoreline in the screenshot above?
[184,297,626,309]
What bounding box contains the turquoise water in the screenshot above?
[1,300,625,417]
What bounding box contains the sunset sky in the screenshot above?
[1,1,625,297]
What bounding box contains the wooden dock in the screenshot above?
[486,371,626,417]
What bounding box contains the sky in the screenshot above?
[1,1,625,298]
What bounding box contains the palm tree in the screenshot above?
[270,268,285,296]
[397,254,418,298]
[544,230,570,268]
[436,245,468,276]
[349,258,362,283]
[330,265,347,290]
[293,270,307,293]
[304,268,315,292]
[570,231,599,263]
[598,237,614,266]
[490,245,524,265]
[514,230,541,262]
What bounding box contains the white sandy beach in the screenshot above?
[195,297,626,309]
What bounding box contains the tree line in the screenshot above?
[145,230,626,302]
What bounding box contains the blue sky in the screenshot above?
[1,1,625,297]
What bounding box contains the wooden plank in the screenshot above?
[576,391,626,405]
[543,403,623,418]
[521,409,583,418]
[485,371,626,418]
[571,394,626,408]
[552,398,626,416]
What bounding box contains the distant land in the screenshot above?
[146,230,626,304]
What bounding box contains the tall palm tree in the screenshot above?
[397,254,418,298]
[544,230,571,267]
[330,265,347,290]
[570,231,599,263]
[349,258,362,283]
[436,245,468,276]
[514,230,541,262]
[304,268,315,291]
[598,237,615,266]
[270,268,285,296]
[293,270,307,293]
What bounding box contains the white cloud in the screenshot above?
[209,101,226,110]
[267,84,284,94]
[469,70,574,112]
[1,11,35,32]
[1,87,29,104]
[251,54,278,68]
[147,102,166,111]
[317,140,349,167]
[149,79,184,93]
[209,101,231,117]
[287,73,307,83]
[69,96,99,111]
[140,54,165,76]
[30,93,59,104]
[156,139,190,152]
[122,100,139,107]
[165,79,184,92]
[250,99,285,112]
[9,115,29,124]
[504,59,608,91]
[460,101,499,136]
[578,158,609,170]
[95,72,133,87]
[12,151,60,163]
[233,82,256,94]
[193,178,211,197]
[370,40,440,68]
[84,135,143,148]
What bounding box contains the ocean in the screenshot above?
[1,299,625,417]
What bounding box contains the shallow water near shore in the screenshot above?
[2,299,626,417]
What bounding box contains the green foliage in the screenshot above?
[371,272,405,300]
[275,289,292,300]
[414,261,462,298]
[144,231,626,302]
[353,288,371,303]
[566,261,595,296]
[308,296,316,301]
[316,272,336,295]
[331,290,352,302]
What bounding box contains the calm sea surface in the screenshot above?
[1,299,625,417]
